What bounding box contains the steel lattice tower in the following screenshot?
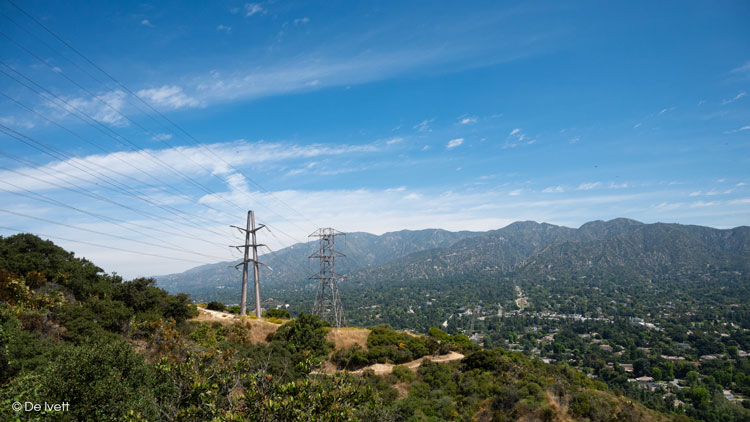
[309,228,346,327]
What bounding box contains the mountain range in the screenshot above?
[155,218,750,303]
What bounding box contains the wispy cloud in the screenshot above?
[542,186,564,193]
[446,138,464,149]
[508,189,522,196]
[294,17,310,25]
[216,24,232,34]
[50,90,129,126]
[244,3,264,17]
[413,119,433,132]
[152,133,173,141]
[722,91,746,105]
[386,137,403,145]
[503,128,535,148]
[137,85,200,109]
[608,182,629,189]
[0,139,379,193]
[140,19,155,27]
[723,125,750,134]
[577,182,601,191]
[385,186,406,192]
[730,62,750,74]
[569,136,580,144]
[459,116,477,125]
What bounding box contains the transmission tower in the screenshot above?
[231,210,266,317]
[309,228,346,327]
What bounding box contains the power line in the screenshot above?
[2,1,318,238]
[0,178,230,251]
[0,123,233,238]
[0,79,246,233]
[1,60,308,247]
[2,1,323,258]
[0,209,229,262]
[0,224,218,265]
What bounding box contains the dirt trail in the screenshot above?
[192,308,282,343]
[193,309,463,375]
[350,351,465,375]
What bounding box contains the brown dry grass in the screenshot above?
[192,308,283,344]
[326,326,371,350]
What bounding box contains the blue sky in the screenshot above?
[1,1,749,277]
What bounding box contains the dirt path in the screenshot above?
[350,351,465,375]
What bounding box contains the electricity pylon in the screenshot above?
[231,210,266,317]
[309,228,345,327]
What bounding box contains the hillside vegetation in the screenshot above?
[0,233,685,421]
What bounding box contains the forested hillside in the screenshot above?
[0,233,685,421]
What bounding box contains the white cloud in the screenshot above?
[386,137,403,145]
[152,133,173,141]
[503,127,534,149]
[508,189,522,196]
[285,161,318,176]
[737,182,746,187]
[414,119,433,132]
[141,19,154,27]
[137,85,200,109]
[51,90,129,126]
[542,186,564,193]
[569,137,580,144]
[0,115,36,129]
[459,116,477,125]
[217,24,232,33]
[577,182,601,191]
[446,138,464,149]
[385,186,406,192]
[722,91,746,105]
[690,201,720,208]
[608,182,629,189]
[689,191,701,197]
[723,125,750,134]
[0,139,379,193]
[422,145,430,151]
[294,17,310,25]
[730,62,750,74]
[244,3,263,17]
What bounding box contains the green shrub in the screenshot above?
[367,325,429,364]
[333,345,369,370]
[264,308,291,319]
[392,365,415,383]
[206,301,226,312]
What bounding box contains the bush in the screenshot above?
[271,313,332,358]
[264,308,291,319]
[367,325,429,364]
[392,365,415,383]
[227,305,241,314]
[206,301,226,312]
[2,337,159,421]
[333,345,369,370]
